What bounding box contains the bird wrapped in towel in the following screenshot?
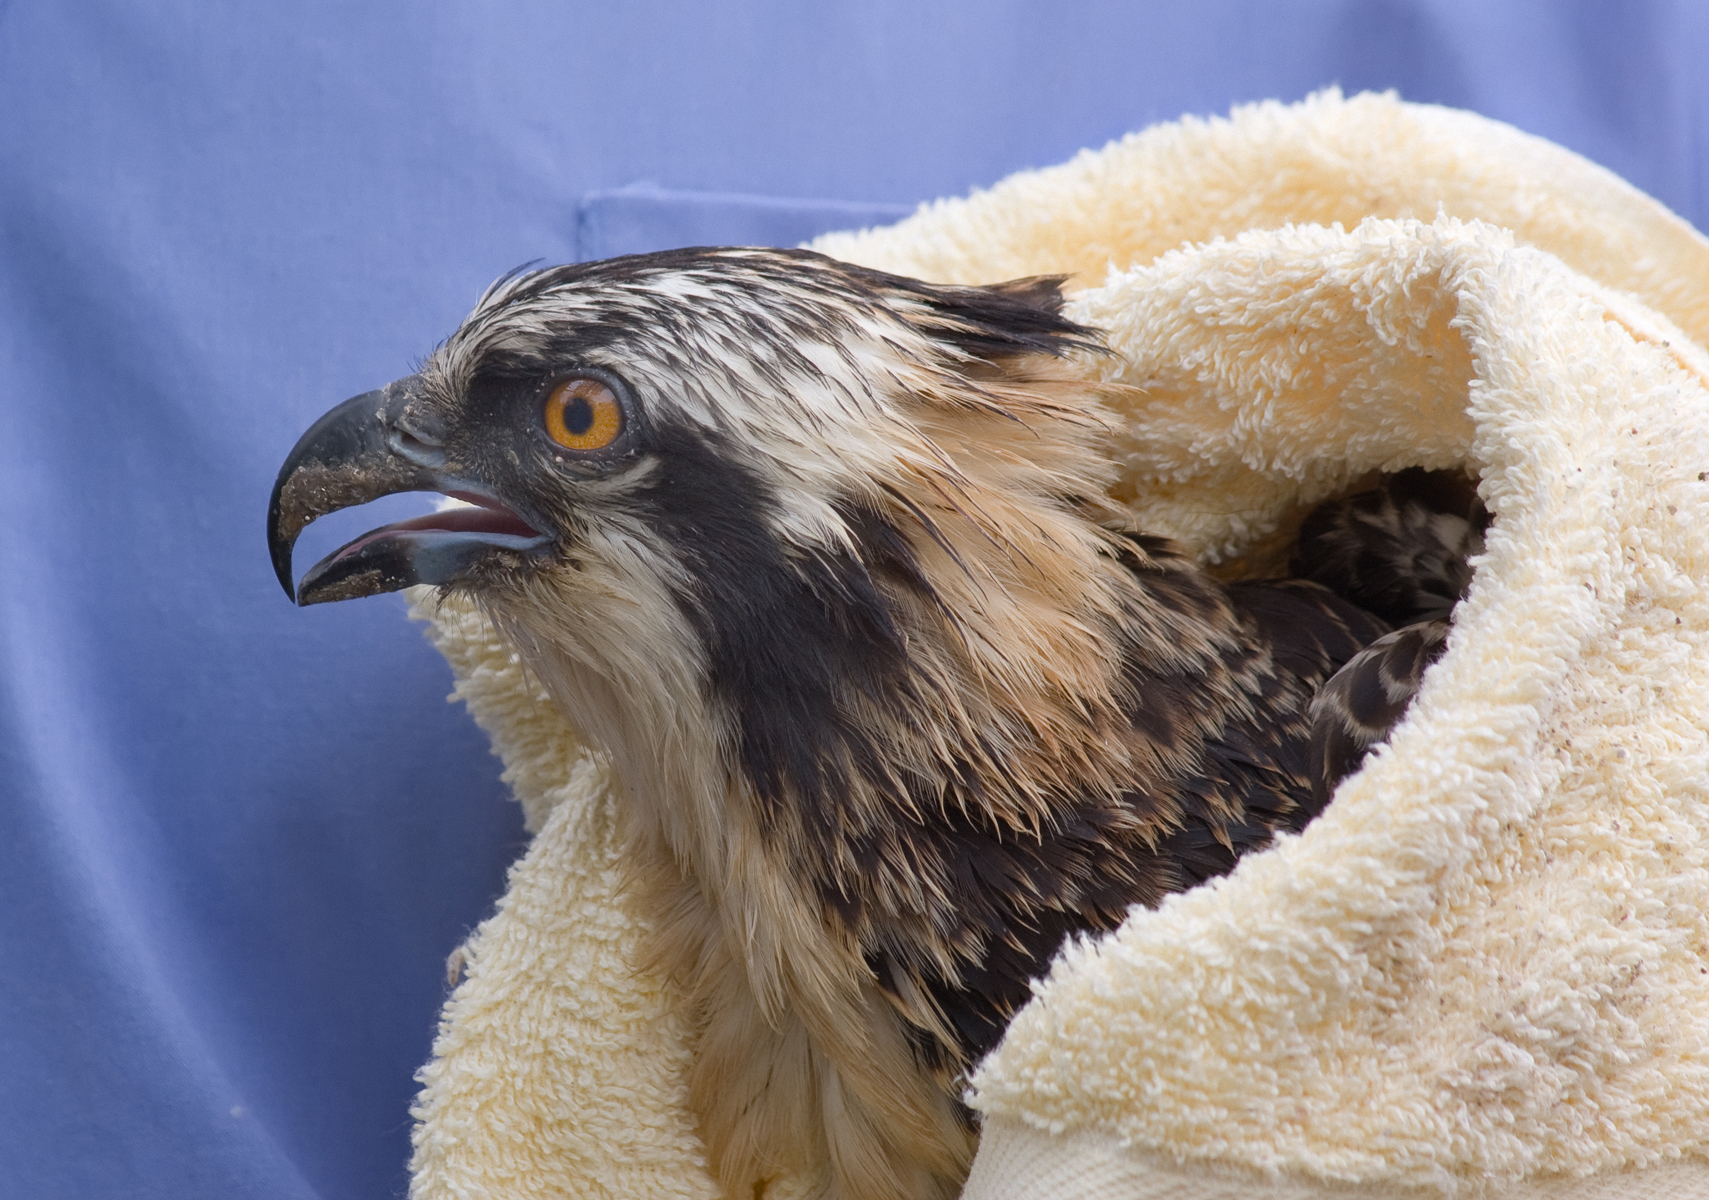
[268,247,1484,1200]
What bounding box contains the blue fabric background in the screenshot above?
[3,3,1705,1196]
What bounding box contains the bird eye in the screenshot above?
[544,376,624,452]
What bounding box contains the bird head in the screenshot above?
[271,248,1105,595]
[269,248,1170,895]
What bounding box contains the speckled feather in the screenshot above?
[1292,469,1486,809]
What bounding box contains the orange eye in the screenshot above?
[544,377,624,451]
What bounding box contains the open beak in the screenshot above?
[267,375,552,605]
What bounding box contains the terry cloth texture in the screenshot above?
[406,90,1709,1199]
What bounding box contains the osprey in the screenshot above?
[269,248,1481,1200]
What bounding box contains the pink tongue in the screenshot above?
[325,493,548,568]
[387,504,541,540]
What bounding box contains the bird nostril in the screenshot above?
[394,414,444,445]
[388,419,447,467]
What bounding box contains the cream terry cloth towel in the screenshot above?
[406,91,1709,1199]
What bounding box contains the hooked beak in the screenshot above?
[267,375,552,605]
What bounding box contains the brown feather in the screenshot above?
[1308,618,1453,809]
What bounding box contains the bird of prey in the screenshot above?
[268,248,1479,1200]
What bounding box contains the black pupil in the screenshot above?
[564,394,594,435]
